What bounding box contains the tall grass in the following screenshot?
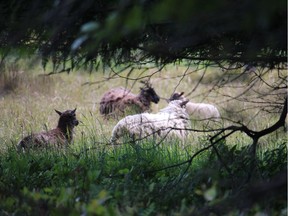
[0,61,286,215]
[0,137,286,215]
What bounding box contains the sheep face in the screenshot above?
[140,86,160,104]
[169,92,185,101]
[55,108,79,129]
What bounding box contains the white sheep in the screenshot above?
[169,92,220,120]
[110,100,190,144]
[100,81,160,120]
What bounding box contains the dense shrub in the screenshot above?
[0,140,286,215]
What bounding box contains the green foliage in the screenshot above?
[0,0,286,70]
[258,143,287,178]
[0,139,286,215]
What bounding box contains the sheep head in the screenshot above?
[55,108,79,129]
[169,92,185,101]
[140,80,160,104]
[180,100,189,108]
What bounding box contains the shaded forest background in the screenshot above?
[0,0,286,70]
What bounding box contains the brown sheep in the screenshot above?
[17,108,79,151]
[100,81,160,119]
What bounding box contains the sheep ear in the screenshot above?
[55,109,62,116]
[180,100,189,108]
[72,108,77,113]
[140,79,151,88]
[179,92,185,97]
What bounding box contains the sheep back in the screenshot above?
[100,87,151,119]
[186,102,220,120]
[17,128,68,151]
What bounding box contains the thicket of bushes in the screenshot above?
[0,139,286,215]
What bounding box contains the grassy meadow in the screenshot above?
[0,60,286,215]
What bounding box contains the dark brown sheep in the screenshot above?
[100,81,160,119]
[17,108,79,151]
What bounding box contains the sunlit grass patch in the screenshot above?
[0,64,285,152]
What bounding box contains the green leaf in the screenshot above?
[81,22,99,33]
[203,185,217,201]
[118,168,129,175]
[149,182,155,192]
[71,36,88,50]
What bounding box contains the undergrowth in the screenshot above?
[0,138,286,215]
